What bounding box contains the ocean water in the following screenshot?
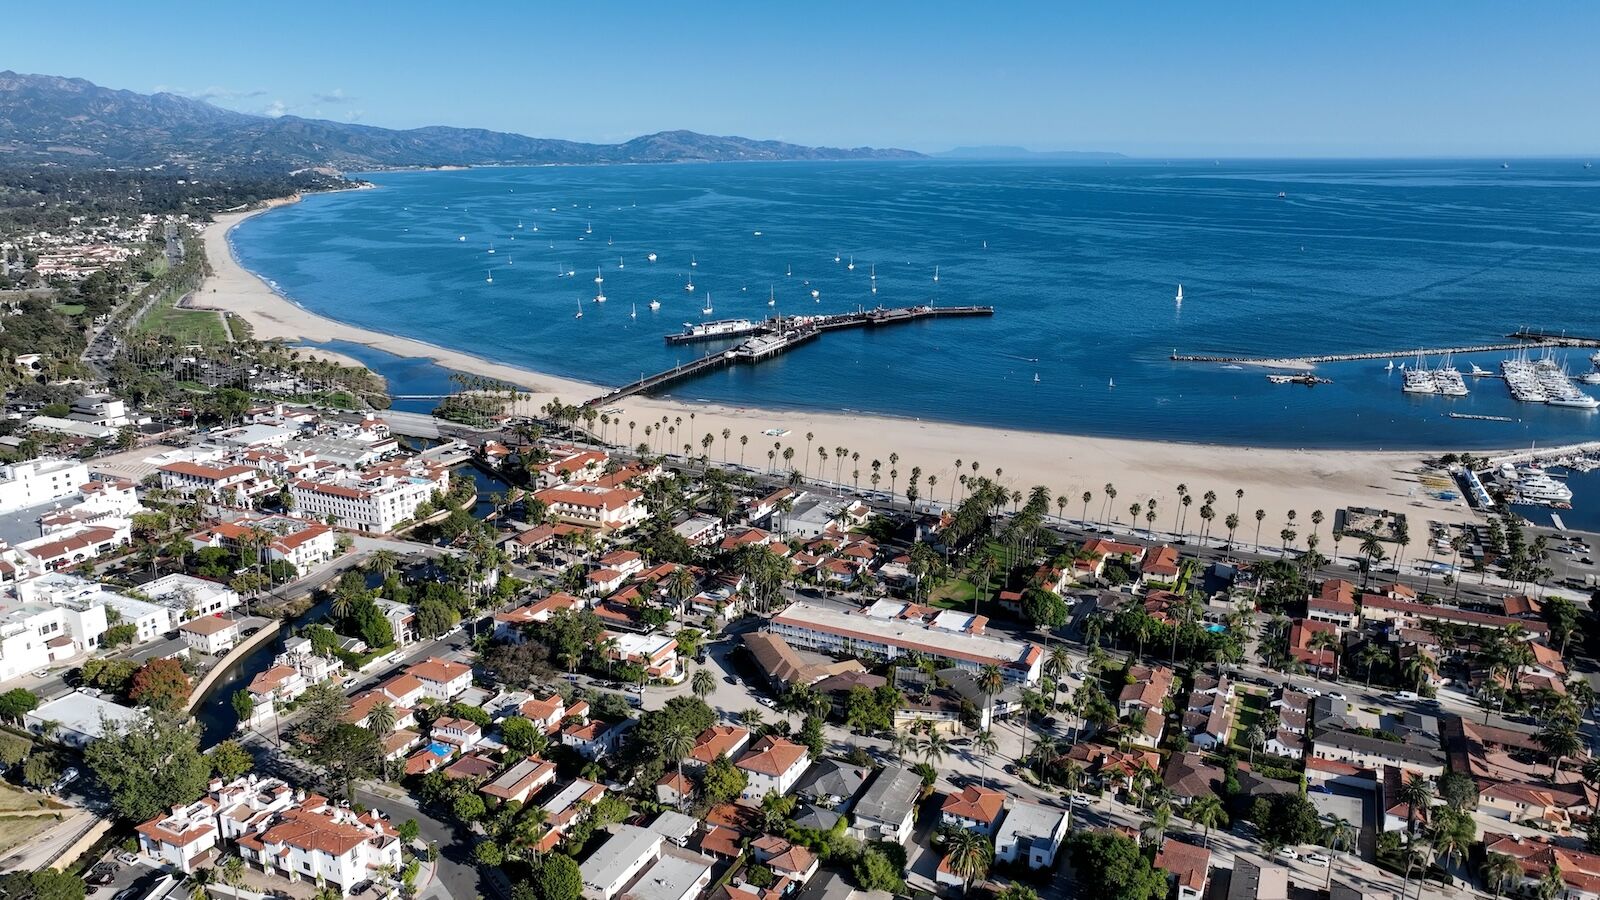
[231,160,1600,449]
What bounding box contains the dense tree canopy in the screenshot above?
[85,709,211,822]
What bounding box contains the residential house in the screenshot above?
[993,799,1070,869]
[735,736,811,800]
[849,765,922,844]
[941,785,1006,836]
[178,616,240,655]
[1155,838,1212,900]
[562,718,634,760]
[1308,579,1360,629]
[405,657,473,701]
[688,725,751,768]
[234,793,403,895]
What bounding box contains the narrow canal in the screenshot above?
[190,461,513,748]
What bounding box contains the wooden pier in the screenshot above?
[588,305,993,405]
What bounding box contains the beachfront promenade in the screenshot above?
[589,304,993,405]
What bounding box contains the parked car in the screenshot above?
[1327,692,1347,701]
[88,864,118,885]
[1276,847,1299,860]
[1305,853,1332,867]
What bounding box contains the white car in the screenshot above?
[1327,692,1347,701]
[1305,853,1331,867]
[1276,847,1299,860]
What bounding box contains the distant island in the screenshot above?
[0,70,924,172]
[936,145,1127,160]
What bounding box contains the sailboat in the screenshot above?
[1108,377,1115,388]
[574,299,584,319]
[847,256,855,271]
[768,286,776,307]
[649,298,661,310]
[702,293,713,316]
[1033,373,1040,383]
[691,255,698,267]
[647,252,658,263]
[595,268,604,285]
[617,256,625,269]
[630,303,637,319]
[517,220,523,229]
[685,276,695,292]
[485,271,493,284]
[870,264,876,281]
[1385,360,1395,372]
[585,222,593,234]
[933,265,940,283]
[1175,284,1183,303]
[786,264,792,277]
[487,243,495,254]
[834,252,841,263]
[811,289,820,301]
[595,286,606,303]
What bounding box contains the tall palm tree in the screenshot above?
[943,829,994,896]
[1187,794,1228,848]
[1253,509,1266,552]
[661,724,698,812]
[1481,852,1522,900]
[921,730,950,766]
[1320,816,1357,889]
[977,665,1004,727]
[973,730,1000,787]
[691,668,715,700]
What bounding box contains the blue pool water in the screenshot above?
[232,159,1600,449]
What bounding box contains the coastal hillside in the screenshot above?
[0,71,923,171]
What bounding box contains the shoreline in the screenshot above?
[199,198,1491,529]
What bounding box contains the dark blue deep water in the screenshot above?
[232,160,1600,449]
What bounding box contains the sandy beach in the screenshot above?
[199,201,1484,534]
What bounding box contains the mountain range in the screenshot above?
[0,71,922,171]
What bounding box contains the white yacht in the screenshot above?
[647,252,658,263]
[685,277,695,292]
[811,289,820,300]
[485,271,493,284]
[649,298,661,311]
[487,243,495,255]
[702,293,713,316]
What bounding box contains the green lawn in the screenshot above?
[52,303,86,316]
[928,578,978,609]
[1229,690,1269,750]
[138,291,229,345]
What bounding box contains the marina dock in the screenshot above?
[1170,341,1562,367]
[589,304,993,404]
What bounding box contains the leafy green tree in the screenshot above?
[854,847,905,893]
[415,598,459,640]
[534,854,582,900]
[310,723,381,800]
[0,689,39,724]
[230,690,254,724]
[103,624,138,647]
[799,715,826,757]
[209,740,254,780]
[81,658,139,694]
[703,753,747,805]
[398,819,421,843]
[453,793,486,823]
[23,752,59,788]
[635,696,716,756]
[86,710,212,822]
[1259,794,1322,847]
[1021,587,1069,628]
[1067,830,1168,900]
[0,869,86,900]
[474,841,503,866]
[501,716,544,755]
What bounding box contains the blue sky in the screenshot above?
[9,2,1598,156]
